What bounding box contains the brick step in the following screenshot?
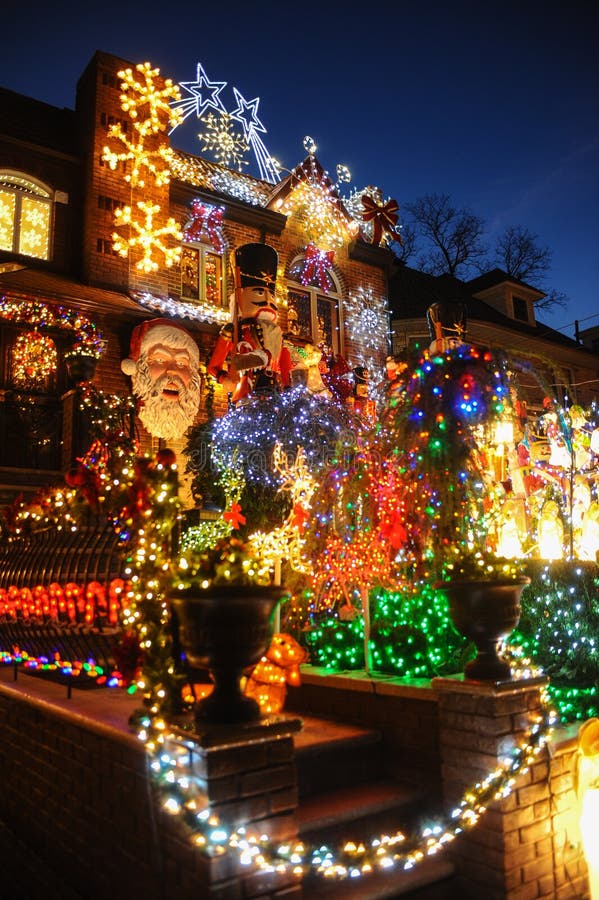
[297,778,433,848]
[300,856,456,899]
[294,714,387,798]
[292,715,455,898]
[296,781,455,899]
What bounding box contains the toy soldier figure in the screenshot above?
[207,242,291,402]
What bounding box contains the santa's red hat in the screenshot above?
[121,318,199,376]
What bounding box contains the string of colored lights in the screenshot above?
[136,679,556,884]
[0,293,104,353]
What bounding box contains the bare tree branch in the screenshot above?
[405,193,487,278]
[493,225,551,282]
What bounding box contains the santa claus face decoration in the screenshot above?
[122,319,201,441]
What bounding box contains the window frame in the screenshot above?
[0,171,54,260]
[180,238,226,309]
[512,295,530,323]
[286,253,343,355]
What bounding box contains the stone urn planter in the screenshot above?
[437,576,530,681]
[65,353,98,385]
[169,583,286,725]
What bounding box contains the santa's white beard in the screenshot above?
[133,363,201,440]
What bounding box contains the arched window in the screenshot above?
[0,173,53,260]
[286,252,342,354]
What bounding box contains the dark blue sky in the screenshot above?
[1,0,597,339]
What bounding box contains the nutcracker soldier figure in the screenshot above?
[207,243,291,402]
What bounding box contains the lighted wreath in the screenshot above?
[11,330,57,386]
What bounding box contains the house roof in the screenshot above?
[170,150,356,225]
[0,266,148,320]
[170,149,273,207]
[0,87,78,158]
[388,264,585,352]
[467,267,545,298]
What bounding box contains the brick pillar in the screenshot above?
[433,676,589,900]
[61,387,93,470]
[165,716,304,899]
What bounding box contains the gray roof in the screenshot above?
[388,263,584,351]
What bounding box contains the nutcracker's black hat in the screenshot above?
[235,242,278,291]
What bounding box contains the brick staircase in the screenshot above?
[293,715,457,899]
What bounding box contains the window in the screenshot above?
[0,173,53,260]
[181,202,225,307]
[181,244,223,306]
[512,296,529,322]
[0,324,66,470]
[286,254,341,354]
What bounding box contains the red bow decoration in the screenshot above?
[184,200,225,253]
[301,243,335,290]
[379,508,408,550]
[223,502,246,530]
[361,195,400,247]
[290,503,310,532]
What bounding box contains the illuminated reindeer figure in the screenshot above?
[249,443,316,576]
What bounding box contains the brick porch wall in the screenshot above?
[0,671,302,900]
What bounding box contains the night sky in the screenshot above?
[1,0,597,339]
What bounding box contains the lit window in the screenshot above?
[181,243,223,306]
[287,254,341,354]
[181,201,225,307]
[0,173,52,260]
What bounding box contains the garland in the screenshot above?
[138,677,555,884]
[0,293,104,354]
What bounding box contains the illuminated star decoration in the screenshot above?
[171,62,227,123]
[230,87,280,183]
[170,63,281,183]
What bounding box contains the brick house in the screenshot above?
[0,50,394,508]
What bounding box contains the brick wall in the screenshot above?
[0,677,302,899]
[434,677,589,900]
[285,668,441,791]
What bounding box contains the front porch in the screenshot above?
[0,663,589,899]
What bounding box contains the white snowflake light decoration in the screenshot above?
[103,62,182,188]
[198,113,249,171]
[345,286,391,377]
[105,62,184,271]
[113,201,182,273]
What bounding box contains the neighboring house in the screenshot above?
[389,264,599,417]
[579,323,599,354]
[0,51,394,507]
